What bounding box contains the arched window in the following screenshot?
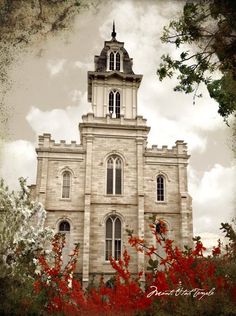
[109,51,121,71]
[116,52,120,71]
[59,220,70,232]
[109,52,114,70]
[108,90,120,118]
[105,216,121,260]
[58,220,71,266]
[107,155,122,195]
[62,171,71,199]
[157,175,165,201]
[109,91,114,113]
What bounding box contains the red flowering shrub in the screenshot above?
[32,220,236,316]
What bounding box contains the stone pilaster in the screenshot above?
[82,135,93,287]
[176,141,193,247]
[136,137,145,277]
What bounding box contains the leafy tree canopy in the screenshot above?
[0,0,98,139]
[0,0,88,85]
[157,0,236,123]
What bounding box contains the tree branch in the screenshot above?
[38,0,43,19]
[49,3,76,32]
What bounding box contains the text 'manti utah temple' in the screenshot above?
[33,25,193,286]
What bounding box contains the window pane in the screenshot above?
[115,92,120,118]
[157,176,164,201]
[109,91,114,113]
[106,218,112,238]
[115,168,121,194]
[107,168,113,194]
[116,158,121,169]
[107,157,113,168]
[106,240,112,260]
[62,171,70,198]
[59,221,70,232]
[63,172,70,185]
[114,218,121,238]
[116,52,120,71]
[114,239,121,260]
[109,52,114,70]
[62,187,70,199]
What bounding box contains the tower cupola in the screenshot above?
[87,24,142,119]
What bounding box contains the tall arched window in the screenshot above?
[109,91,114,113]
[58,220,71,266]
[116,52,120,71]
[109,90,120,118]
[109,51,121,71]
[62,171,71,199]
[109,52,114,70]
[157,175,165,201]
[107,155,122,195]
[59,220,70,232]
[105,216,121,260]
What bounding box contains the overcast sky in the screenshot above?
[0,0,235,250]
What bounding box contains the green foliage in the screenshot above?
[207,72,236,121]
[157,0,236,122]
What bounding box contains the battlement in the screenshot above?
[146,140,188,156]
[38,133,82,149]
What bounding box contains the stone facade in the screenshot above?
[34,27,193,286]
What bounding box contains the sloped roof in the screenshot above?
[94,39,134,74]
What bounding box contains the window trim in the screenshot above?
[105,215,122,261]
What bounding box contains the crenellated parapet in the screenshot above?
[145,140,189,157]
[37,133,84,152]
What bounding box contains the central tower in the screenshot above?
[79,24,150,286]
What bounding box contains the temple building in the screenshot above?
[33,24,193,286]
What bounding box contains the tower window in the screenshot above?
[105,216,121,260]
[62,171,71,199]
[109,51,121,71]
[116,52,120,71]
[106,155,122,195]
[109,90,120,118]
[59,220,70,232]
[109,52,114,70]
[157,175,165,201]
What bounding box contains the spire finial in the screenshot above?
[111,21,116,39]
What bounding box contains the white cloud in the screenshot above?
[198,232,226,255]
[146,114,207,153]
[47,59,66,76]
[74,61,93,71]
[189,164,236,236]
[0,140,37,190]
[26,91,90,141]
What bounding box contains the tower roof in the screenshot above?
[87,24,142,102]
[93,23,134,74]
